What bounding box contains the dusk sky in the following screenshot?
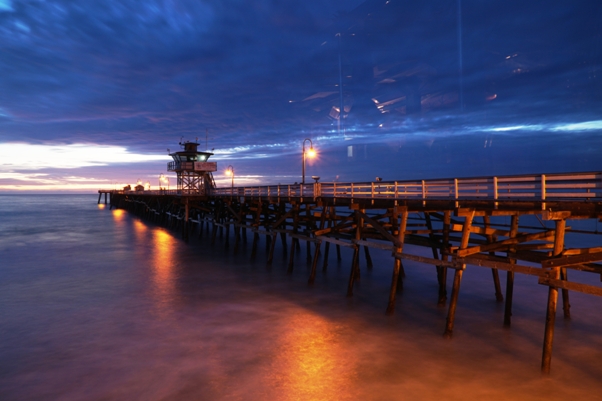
[0,0,600,191]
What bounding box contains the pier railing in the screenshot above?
[211,172,602,201]
[100,172,602,201]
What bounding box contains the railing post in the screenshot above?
[371,182,375,198]
[333,182,337,197]
[351,183,354,199]
[395,181,398,198]
[541,174,547,210]
[494,176,499,209]
[454,178,459,207]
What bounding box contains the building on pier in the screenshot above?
[167,140,217,195]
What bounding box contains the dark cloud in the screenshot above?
[0,0,600,189]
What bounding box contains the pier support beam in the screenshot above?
[484,216,504,302]
[346,209,363,297]
[183,199,189,242]
[541,218,566,374]
[445,210,474,338]
[504,215,519,326]
[387,207,407,315]
[438,211,451,306]
[308,240,322,284]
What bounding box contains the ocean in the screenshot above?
[1,194,601,401]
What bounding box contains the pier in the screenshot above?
[101,170,602,374]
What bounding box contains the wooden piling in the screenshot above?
[308,240,322,284]
[561,268,571,319]
[484,216,504,302]
[504,215,519,326]
[267,233,277,265]
[387,207,407,315]
[444,210,474,338]
[541,219,566,374]
[438,210,451,305]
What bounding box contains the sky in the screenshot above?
[0,0,601,192]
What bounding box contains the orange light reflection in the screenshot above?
[272,311,357,401]
[133,220,146,236]
[111,209,125,221]
[97,204,106,209]
[151,229,176,313]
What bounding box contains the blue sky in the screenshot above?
[0,0,600,191]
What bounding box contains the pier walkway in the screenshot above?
[100,171,602,373]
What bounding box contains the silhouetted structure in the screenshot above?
[167,141,217,195]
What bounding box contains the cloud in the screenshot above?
[0,0,12,12]
[0,143,166,170]
[0,0,600,191]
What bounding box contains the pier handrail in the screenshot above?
[210,171,602,201]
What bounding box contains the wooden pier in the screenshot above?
[100,171,602,374]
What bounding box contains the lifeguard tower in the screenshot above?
[167,140,217,195]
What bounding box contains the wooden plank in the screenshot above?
[457,230,556,257]
[542,251,602,268]
[457,254,549,277]
[512,250,550,263]
[356,239,395,251]
[288,233,318,242]
[270,210,293,229]
[357,210,401,246]
[542,211,571,220]
[316,235,355,248]
[515,243,554,251]
[394,252,459,269]
[538,278,602,297]
[563,246,602,256]
[313,221,355,236]
[451,223,510,237]
[565,263,602,274]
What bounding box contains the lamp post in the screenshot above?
[159,174,170,191]
[225,165,234,195]
[302,138,316,184]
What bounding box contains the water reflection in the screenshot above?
[151,229,176,313]
[111,209,125,221]
[273,311,357,401]
[133,219,147,242]
[97,204,106,209]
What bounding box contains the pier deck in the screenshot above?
[100,171,602,373]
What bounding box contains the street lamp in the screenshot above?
[225,165,234,195]
[302,138,316,184]
[159,174,170,191]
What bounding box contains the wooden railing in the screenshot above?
[98,189,180,195]
[210,172,602,201]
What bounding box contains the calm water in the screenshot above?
[1,194,601,401]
